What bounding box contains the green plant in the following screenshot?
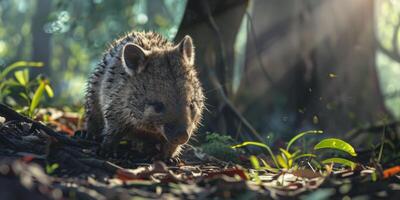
[232,130,358,172]
[0,61,54,117]
[200,132,242,162]
[45,163,59,174]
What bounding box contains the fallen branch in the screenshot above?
[0,103,85,147]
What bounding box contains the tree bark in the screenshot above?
[175,0,249,137]
[31,0,51,76]
[243,0,390,137]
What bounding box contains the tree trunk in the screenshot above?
[175,0,249,137]
[31,0,51,76]
[243,0,389,138]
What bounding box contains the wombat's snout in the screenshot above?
[164,123,189,145]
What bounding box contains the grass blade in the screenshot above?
[249,155,260,170]
[232,141,280,168]
[0,61,43,80]
[259,158,279,173]
[314,138,357,156]
[29,80,46,117]
[45,84,54,98]
[293,153,316,161]
[321,158,357,169]
[286,130,323,151]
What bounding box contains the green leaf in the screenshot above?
[286,130,323,151]
[0,61,43,80]
[293,153,316,161]
[279,148,293,168]
[259,158,279,173]
[280,148,293,159]
[321,158,357,169]
[45,163,59,174]
[314,138,357,156]
[14,70,27,86]
[249,155,260,170]
[44,84,54,98]
[248,155,261,183]
[277,154,288,169]
[29,80,46,117]
[19,92,30,102]
[232,141,280,168]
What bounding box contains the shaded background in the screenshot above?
[0,0,399,146]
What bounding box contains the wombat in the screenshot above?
[84,31,204,159]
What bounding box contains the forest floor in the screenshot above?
[0,104,399,200]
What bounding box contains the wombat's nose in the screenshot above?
[164,123,189,145]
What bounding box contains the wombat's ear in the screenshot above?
[176,35,195,65]
[122,43,149,75]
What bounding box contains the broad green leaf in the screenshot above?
[23,69,29,83]
[314,138,357,156]
[249,155,260,170]
[45,84,54,98]
[249,155,261,183]
[0,61,43,80]
[232,141,279,168]
[14,70,27,86]
[279,148,293,168]
[29,80,46,117]
[280,148,293,159]
[321,158,357,169]
[277,154,288,169]
[286,130,323,151]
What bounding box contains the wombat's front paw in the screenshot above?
[97,136,119,158]
[151,143,180,164]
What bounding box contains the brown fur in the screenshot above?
[84,31,204,159]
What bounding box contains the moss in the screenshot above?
[200,132,242,162]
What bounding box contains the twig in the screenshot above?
[376,19,400,63]
[0,103,80,146]
[245,11,275,86]
[345,120,400,139]
[201,0,229,93]
[206,64,264,142]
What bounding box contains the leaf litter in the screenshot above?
[0,104,399,199]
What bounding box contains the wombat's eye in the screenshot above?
[149,101,165,113]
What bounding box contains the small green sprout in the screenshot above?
[46,163,59,174]
[0,61,54,117]
[232,130,358,175]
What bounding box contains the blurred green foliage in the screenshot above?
[0,0,399,121]
[232,130,358,171]
[376,0,400,118]
[0,0,186,107]
[0,61,54,117]
[201,132,242,162]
